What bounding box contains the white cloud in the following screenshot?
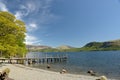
[15,6,30,20]
[15,1,39,20]
[15,11,23,20]
[29,23,37,28]
[0,2,8,11]
[26,3,36,12]
[37,0,61,24]
[27,23,38,32]
[15,0,60,34]
[25,34,42,45]
[15,0,56,20]
[39,9,59,24]
[20,5,26,9]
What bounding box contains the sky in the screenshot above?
[0,0,120,47]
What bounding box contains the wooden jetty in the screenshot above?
[0,54,68,64]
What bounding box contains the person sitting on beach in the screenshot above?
[60,68,67,74]
[87,70,96,76]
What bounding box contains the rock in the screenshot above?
[96,76,108,80]
[47,65,51,69]
[60,68,67,74]
[87,70,96,76]
[100,76,108,80]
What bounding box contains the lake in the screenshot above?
[26,51,120,80]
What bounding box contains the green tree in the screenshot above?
[0,11,27,58]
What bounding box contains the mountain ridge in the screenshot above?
[26,39,120,52]
[82,39,120,51]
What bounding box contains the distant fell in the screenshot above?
[26,39,120,52]
[56,45,74,49]
[26,45,52,50]
[82,39,120,51]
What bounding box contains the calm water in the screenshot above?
[26,51,120,80]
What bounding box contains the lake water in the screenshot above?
[26,51,120,80]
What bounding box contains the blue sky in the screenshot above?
[0,0,120,47]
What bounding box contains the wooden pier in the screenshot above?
[0,54,68,64]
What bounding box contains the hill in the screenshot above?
[26,39,120,52]
[26,45,52,50]
[26,45,75,52]
[81,40,120,51]
[56,45,74,49]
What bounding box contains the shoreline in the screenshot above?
[0,64,116,80]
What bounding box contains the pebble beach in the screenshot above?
[0,64,115,80]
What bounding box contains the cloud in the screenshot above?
[26,2,37,12]
[15,0,59,23]
[15,5,30,20]
[2,0,60,45]
[0,2,8,11]
[27,23,38,32]
[36,0,60,24]
[29,23,37,28]
[39,9,59,24]
[15,1,40,20]
[15,11,23,20]
[25,34,42,45]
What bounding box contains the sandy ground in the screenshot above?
[0,64,115,80]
